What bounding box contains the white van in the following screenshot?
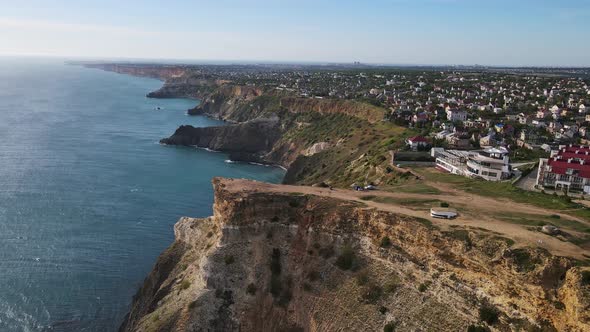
[430,208,458,219]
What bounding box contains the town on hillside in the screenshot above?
[86,62,590,196]
[197,63,587,195]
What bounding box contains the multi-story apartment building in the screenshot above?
[536,145,590,194]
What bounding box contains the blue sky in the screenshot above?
[1,0,589,66]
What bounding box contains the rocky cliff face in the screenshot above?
[189,85,383,124]
[84,64,186,80]
[188,85,265,119]
[84,63,221,99]
[159,117,283,164]
[162,82,394,178]
[146,76,220,99]
[119,178,590,332]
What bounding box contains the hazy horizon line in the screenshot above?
[2,53,590,69]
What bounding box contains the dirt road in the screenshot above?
[220,178,589,259]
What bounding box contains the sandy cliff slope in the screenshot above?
[120,178,590,332]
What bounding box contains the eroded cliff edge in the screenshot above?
[120,178,590,332]
[159,83,399,185]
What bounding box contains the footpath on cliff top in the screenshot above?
[220,177,590,260]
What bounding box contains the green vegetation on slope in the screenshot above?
[414,168,590,220]
[281,110,414,187]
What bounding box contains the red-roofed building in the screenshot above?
[406,136,429,151]
[536,145,590,193]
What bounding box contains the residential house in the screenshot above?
[406,136,430,151]
[517,113,530,125]
[412,112,429,125]
[517,129,544,150]
[446,132,471,149]
[537,108,550,119]
[479,133,497,147]
[494,123,505,133]
[446,108,468,122]
[536,145,590,194]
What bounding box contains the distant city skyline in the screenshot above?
[2,0,590,66]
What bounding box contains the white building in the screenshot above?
[432,148,469,176]
[465,147,511,181]
[432,147,511,181]
[446,108,467,122]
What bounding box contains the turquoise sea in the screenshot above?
[0,58,285,331]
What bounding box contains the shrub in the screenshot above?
[289,200,299,208]
[418,282,430,292]
[188,300,197,309]
[271,216,279,223]
[384,276,400,293]
[440,202,449,208]
[581,270,590,286]
[224,255,235,265]
[319,245,335,259]
[356,270,370,286]
[302,282,312,292]
[180,280,191,290]
[335,245,355,270]
[384,321,397,332]
[380,236,392,248]
[550,214,561,219]
[511,249,539,272]
[270,275,282,297]
[479,303,500,325]
[270,248,281,275]
[307,270,320,282]
[467,325,490,332]
[278,277,293,306]
[379,306,388,314]
[246,283,257,295]
[361,283,383,304]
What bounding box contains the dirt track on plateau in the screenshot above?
[221,178,590,259]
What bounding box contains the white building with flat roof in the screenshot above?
[465,147,511,181]
[431,147,511,181]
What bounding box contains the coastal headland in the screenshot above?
[86,63,590,332]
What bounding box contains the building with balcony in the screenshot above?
[465,147,511,181]
[536,145,590,194]
[431,147,511,181]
